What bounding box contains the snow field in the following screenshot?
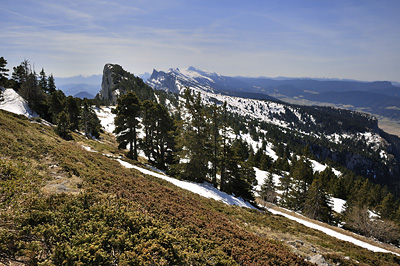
[0,88,37,118]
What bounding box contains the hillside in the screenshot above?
[2,63,400,265]
[1,108,400,265]
[146,66,400,196]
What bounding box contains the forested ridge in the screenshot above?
[1,58,400,265]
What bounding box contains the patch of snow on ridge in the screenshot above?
[0,88,37,118]
[267,207,399,255]
[192,89,290,129]
[116,159,255,209]
[94,106,116,133]
[331,198,346,213]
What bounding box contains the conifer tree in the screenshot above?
[56,111,70,139]
[141,100,175,169]
[260,153,273,171]
[65,96,81,131]
[113,91,141,160]
[282,157,314,210]
[81,100,101,139]
[49,90,66,123]
[210,103,221,188]
[176,89,211,182]
[219,101,229,191]
[47,74,56,94]
[140,100,156,161]
[0,57,9,87]
[278,173,291,206]
[222,144,256,203]
[377,193,395,219]
[303,178,333,223]
[260,172,277,205]
[39,68,48,93]
[152,103,175,169]
[317,167,336,191]
[11,60,29,91]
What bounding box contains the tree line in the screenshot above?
[0,57,101,140]
[113,89,258,203]
[110,69,400,244]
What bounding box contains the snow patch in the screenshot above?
[0,88,37,118]
[94,106,116,133]
[267,207,399,255]
[116,159,255,209]
[331,197,346,213]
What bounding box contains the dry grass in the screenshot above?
[378,118,400,137]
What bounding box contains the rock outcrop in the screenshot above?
[99,64,118,105]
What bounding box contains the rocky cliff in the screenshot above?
[97,64,157,105]
[98,64,118,105]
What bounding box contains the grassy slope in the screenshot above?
[0,109,399,266]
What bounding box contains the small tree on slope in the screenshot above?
[303,178,333,223]
[113,91,141,160]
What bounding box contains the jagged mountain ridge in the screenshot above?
[147,67,400,120]
[147,66,278,102]
[145,66,400,195]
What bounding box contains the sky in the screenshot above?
[1,0,400,82]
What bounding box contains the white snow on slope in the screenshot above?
[94,106,116,133]
[331,197,346,213]
[267,207,399,256]
[115,158,398,255]
[116,159,254,209]
[0,88,37,118]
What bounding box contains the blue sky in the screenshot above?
[1,0,399,82]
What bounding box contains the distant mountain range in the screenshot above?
[147,67,400,121]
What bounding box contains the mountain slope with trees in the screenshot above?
[2,104,400,265]
[2,58,400,265]
[95,63,400,247]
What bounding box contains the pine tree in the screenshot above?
[176,89,211,182]
[0,57,9,87]
[140,100,156,162]
[317,167,336,191]
[11,60,29,91]
[56,111,70,139]
[221,144,256,203]
[260,172,277,205]
[210,104,221,188]
[259,153,273,171]
[47,74,56,94]
[377,193,395,219]
[49,90,66,123]
[83,103,101,139]
[152,103,175,169]
[303,178,333,223]
[39,68,48,93]
[140,100,175,169]
[113,91,141,160]
[220,101,229,192]
[282,157,314,211]
[278,173,291,206]
[65,96,81,131]
[81,100,100,138]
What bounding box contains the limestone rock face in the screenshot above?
[99,64,119,105]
